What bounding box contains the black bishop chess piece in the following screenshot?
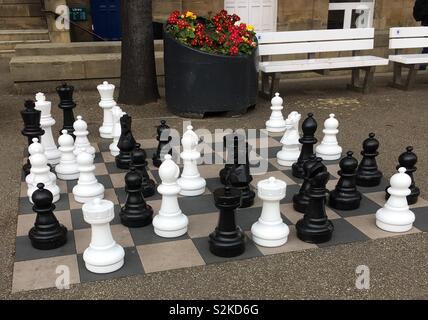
[152,120,172,168]
[56,83,76,139]
[209,186,245,257]
[131,143,156,198]
[356,133,383,187]
[219,132,245,185]
[385,146,420,205]
[116,114,137,169]
[296,158,334,244]
[120,167,153,227]
[28,183,67,250]
[292,113,318,179]
[293,154,319,213]
[329,151,362,210]
[21,100,45,176]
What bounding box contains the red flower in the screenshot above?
[229,46,239,55]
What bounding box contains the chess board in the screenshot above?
[12,131,428,293]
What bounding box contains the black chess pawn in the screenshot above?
[329,151,362,210]
[209,186,245,257]
[28,183,67,250]
[293,154,319,213]
[386,146,420,205]
[120,167,153,227]
[131,143,156,198]
[115,114,137,169]
[219,133,245,185]
[356,133,383,187]
[56,83,76,139]
[296,159,334,244]
[292,113,318,179]
[152,120,172,167]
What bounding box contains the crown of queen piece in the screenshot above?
[159,154,179,183]
[257,177,287,199]
[97,81,115,101]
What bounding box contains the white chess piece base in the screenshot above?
[177,176,206,196]
[56,170,80,181]
[83,246,125,273]
[73,191,104,204]
[251,221,289,247]
[277,149,300,167]
[315,145,342,161]
[376,209,415,233]
[153,213,188,238]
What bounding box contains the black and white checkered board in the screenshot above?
[12,131,428,292]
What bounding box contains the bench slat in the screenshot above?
[389,37,428,49]
[389,54,428,64]
[390,27,428,38]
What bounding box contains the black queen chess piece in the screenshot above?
[356,133,383,187]
[131,143,156,198]
[293,154,319,213]
[115,114,137,169]
[219,132,245,185]
[209,186,245,258]
[28,183,68,250]
[56,83,76,139]
[152,120,172,168]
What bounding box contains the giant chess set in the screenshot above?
[13,82,428,292]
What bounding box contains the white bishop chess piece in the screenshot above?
[277,111,301,166]
[55,130,80,180]
[110,106,125,156]
[315,113,342,160]
[82,198,125,273]
[177,125,206,196]
[251,177,289,247]
[35,92,61,165]
[376,167,415,232]
[266,92,287,133]
[73,116,96,158]
[26,138,56,186]
[97,81,115,139]
[153,154,189,238]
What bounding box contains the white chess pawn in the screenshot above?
[251,177,289,247]
[266,92,287,133]
[97,81,115,139]
[55,130,79,180]
[153,154,188,238]
[277,111,301,166]
[73,115,96,158]
[177,125,206,196]
[35,92,61,165]
[315,113,342,160]
[73,148,105,203]
[109,106,124,156]
[376,167,415,232]
[82,198,125,273]
[26,138,56,186]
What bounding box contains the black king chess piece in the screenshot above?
[293,154,319,213]
[56,83,76,139]
[209,186,245,257]
[21,100,45,176]
[152,120,172,168]
[219,133,244,185]
[296,158,334,244]
[292,113,318,179]
[356,133,383,187]
[120,167,153,227]
[116,114,137,169]
[131,143,156,198]
[329,151,362,210]
[28,183,67,250]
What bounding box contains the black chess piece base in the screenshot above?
[120,205,153,228]
[29,225,68,250]
[296,219,334,244]
[329,191,361,211]
[209,227,245,257]
[356,173,382,187]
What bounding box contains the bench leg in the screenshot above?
[390,63,418,90]
[347,67,375,94]
[259,72,280,99]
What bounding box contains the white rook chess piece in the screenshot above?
[316,113,342,160]
[26,138,56,186]
[97,81,115,139]
[277,111,301,166]
[251,177,289,247]
[55,130,79,180]
[82,198,125,273]
[153,154,188,237]
[73,116,96,158]
[266,92,286,133]
[177,125,206,196]
[35,92,61,165]
[110,106,124,156]
[73,148,105,203]
[376,167,415,232]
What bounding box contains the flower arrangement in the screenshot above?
[165,9,257,56]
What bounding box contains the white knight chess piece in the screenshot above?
[277,111,302,166]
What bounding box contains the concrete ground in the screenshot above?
[0,57,427,299]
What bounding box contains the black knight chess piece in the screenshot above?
[28,183,67,250]
[209,186,245,257]
[356,133,383,187]
[152,120,172,167]
[219,133,245,185]
[115,114,137,169]
[56,83,76,139]
[292,113,318,179]
[131,143,156,198]
[293,154,319,213]
[329,151,362,210]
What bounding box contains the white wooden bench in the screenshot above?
[257,28,389,98]
[389,27,428,90]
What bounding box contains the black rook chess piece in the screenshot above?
[116,114,137,169]
[329,151,362,210]
[56,83,76,139]
[293,154,319,213]
[152,120,172,168]
[356,133,383,187]
[28,183,67,250]
[120,167,153,227]
[131,143,156,198]
[21,100,45,176]
[209,186,245,257]
[292,113,318,179]
[219,133,244,185]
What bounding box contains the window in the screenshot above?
[328,0,375,29]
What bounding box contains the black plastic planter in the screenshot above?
[164,31,258,118]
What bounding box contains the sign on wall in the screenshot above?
[70,7,88,22]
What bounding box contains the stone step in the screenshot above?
[0,49,15,57]
[0,29,49,41]
[0,3,43,17]
[0,16,46,29]
[0,39,50,50]
[0,0,41,4]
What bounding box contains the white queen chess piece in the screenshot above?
[110,106,125,156]
[266,92,287,132]
[55,130,80,180]
[315,113,342,160]
[153,154,189,238]
[97,81,115,139]
[277,111,301,166]
[82,198,125,273]
[376,167,415,232]
[73,116,96,158]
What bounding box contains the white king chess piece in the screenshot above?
[73,115,96,158]
[376,167,415,233]
[315,113,342,160]
[97,81,115,139]
[266,92,287,132]
[110,107,125,156]
[277,111,301,166]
